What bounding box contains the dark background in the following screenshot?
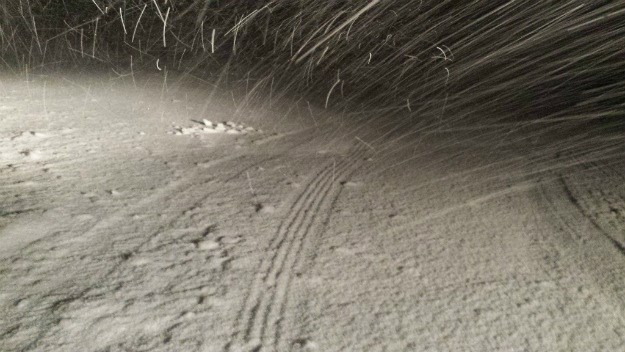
[1,0,623,134]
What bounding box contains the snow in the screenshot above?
[171,119,260,136]
[1,74,625,352]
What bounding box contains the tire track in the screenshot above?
[263,151,366,351]
[273,160,364,352]
[586,159,625,182]
[533,178,625,313]
[559,175,625,255]
[556,151,625,251]
[227,145,367,352]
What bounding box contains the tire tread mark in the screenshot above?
[559,176,625,255]
[227,146,366,352]
[235,162,340,345]
[261,151,364,346]
[273,158,364,351]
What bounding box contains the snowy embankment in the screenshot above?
[1,75,624,352]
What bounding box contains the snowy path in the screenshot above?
[1,76,624,351]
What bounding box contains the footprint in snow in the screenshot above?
[209,255,232,271]
[255,203,276,214]
[128,256,152,267]
[219,236,242,245]
[15,299,30,310]
[196,235,243,250]
[341,181,364,188]
[196,239,220,251]
[12,131,49,140]
[293,338,320,351]
[180,311,196,320]
[74,213,95,221]
[20,149,44,161]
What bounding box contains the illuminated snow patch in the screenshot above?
[170,119,260,136]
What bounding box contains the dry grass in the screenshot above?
[0,0,622,134]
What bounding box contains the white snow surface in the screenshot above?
[1,74,625,352]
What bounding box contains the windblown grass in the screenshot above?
[1,0,623,134]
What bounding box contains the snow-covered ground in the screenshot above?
[1,74,624,352]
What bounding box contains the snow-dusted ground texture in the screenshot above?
[1,75,625,352]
